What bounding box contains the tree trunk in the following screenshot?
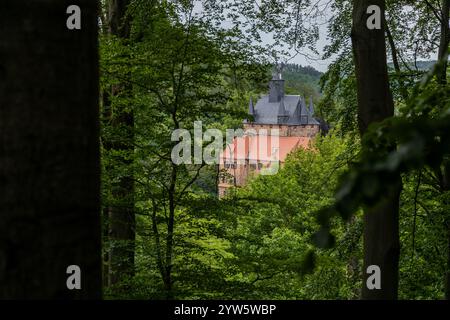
[108,0,131,38]
[351,0,401,299]
[442,159,450,299]
[437,0,450,299]
[104,0,136,289]
[164,164,178,299]
[438,0,450,84]
[0,0,101,298]
[446,218,450,299]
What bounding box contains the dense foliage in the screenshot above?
[100,0,450,300]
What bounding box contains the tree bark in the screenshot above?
[0,0,101,298]
[164,164,178,299]
[351,0,401,299]
[108,0,131,38]
[441,156,450,299]
[446,218,450,299]
[437,0,450,299]
[438,0,450,84]
[104,0,136,289]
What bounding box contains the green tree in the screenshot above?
[101,0,137,292]
[219,133,360,299]
[101,0,268,298]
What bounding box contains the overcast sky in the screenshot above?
[259,20,333,73]
[194,1,437,74]
[192,1,334,72]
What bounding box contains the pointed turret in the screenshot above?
[249,96,255,115]
[277,97,286,115]
[291,100,301,119]
[307,96,320,125]
[245,96,256,123]
[300,96,309,124]
[288,99,300,124]
[309,97,315,116]
[277,98,289,124]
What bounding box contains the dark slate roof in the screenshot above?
[251,94,320,125]
[247,74,320,125]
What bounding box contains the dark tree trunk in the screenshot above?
[437,0,450,299]
[438,0,450,84]
[164,164,178,300]
[351,0,401,300]
[104,0,135,288]
[446,218,450,299]
[0,0,101,298]
[108,0,131,38]
[442,159,450,299]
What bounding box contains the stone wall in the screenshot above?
[243,123,320,137]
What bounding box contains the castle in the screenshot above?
[218,73,322,198]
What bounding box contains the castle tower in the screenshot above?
[268,73,285,103]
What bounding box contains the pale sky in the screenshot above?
[194,1,437,74]
[258,21,333,73]
[191,1,334,73]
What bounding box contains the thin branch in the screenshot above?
[424,0,443,23]
[250,271,281,285]
[101,68,169,110]
[176,163,206,203]
[151,198,166,280]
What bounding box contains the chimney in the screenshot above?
[268,73,285,103]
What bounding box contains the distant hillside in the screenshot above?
[281,64,322,101]
[388,60,436,71]
[415,60,436,70]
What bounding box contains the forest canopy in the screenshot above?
[96,0,450,300]
[3,0,450,302]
